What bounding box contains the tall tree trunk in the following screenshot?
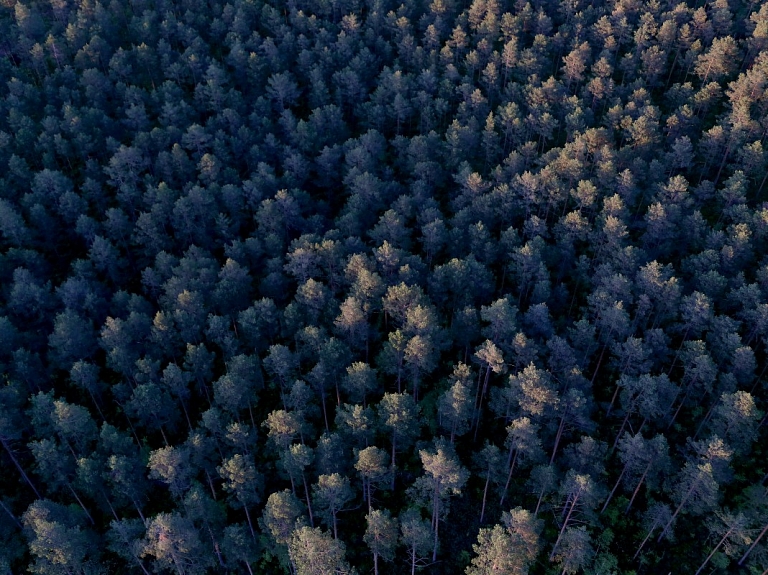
[0,499,22,529]
[67,483,95,526]
[692,403,715,441]
[391,434,397,490]
[499,450,519,508]
[248,404,257,435]
[534,483,547,516]
[179,398,193,433]
[472,367,484,436]
[244,504,256,541]
[605,381,622,418]
[302,473,314,527]
[601,463,628,514]
[550,413,567,464]
[366,478,372,512]
[657,477,701,543]
[626,463,651,514]
[712,138,733,188]
[590,343,608,386]
[432,491,440,562]
[756,167,768,200]
[473,366,493,441]
[208,525,226,568]
[480,468,492,524]
[695,526,736,575]
[634,519,661,559]
[132,498,146,523]
[667,385,691,429]
[205,469,217,500]
[667,328,691,377]
[612,411,632,449]
[0,438,41,498]
[319,383,329,432]
[550,494,579,560]
[739,520,768,566]
[87,388,106,422]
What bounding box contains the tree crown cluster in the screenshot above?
[1,0,768,573]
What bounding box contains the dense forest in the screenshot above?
[1,0,768,572]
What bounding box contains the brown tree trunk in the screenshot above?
[695,526,735,575]
[739,520,768,566]
[550,413,567,464]
[657,477,700,543]
[601,463,628,514]
[626,463,651,514]
[550,494,580,560]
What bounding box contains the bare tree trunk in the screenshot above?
[205,469,217,500]
[391,434,397,490]
[712,138,733,188]
[248,404,257,435]
[432,492,440,562]
[756,168,768,200]
[695,526,736,575]
[473,366,493,441]
[499,450,519,508]
[87,388,107,422]
[612,412,632,449]
[739,520,768,566]
[179,398,193,433]
[67,483,95,525]
[0,499,22,529]
[319,384,329,432]
[667,384,691,429]
[590,343,608,386]
[534,484,547,517]
[0,438,42,498]
[692,403,715,441]
[480,468,491,523]
[601,463,628,514]
[132,498,146,523]
[633,520,659,560]
[626,463,651,514]
[207,525,226,568]
[550,414,567,464]
[366,478,372,512]
[605,381,622,417]
[657,478,700,543]
[550,494,579,560]
[244,505,256,541]
[302,473,314,527]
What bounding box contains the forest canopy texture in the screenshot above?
[1,0,768,573]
